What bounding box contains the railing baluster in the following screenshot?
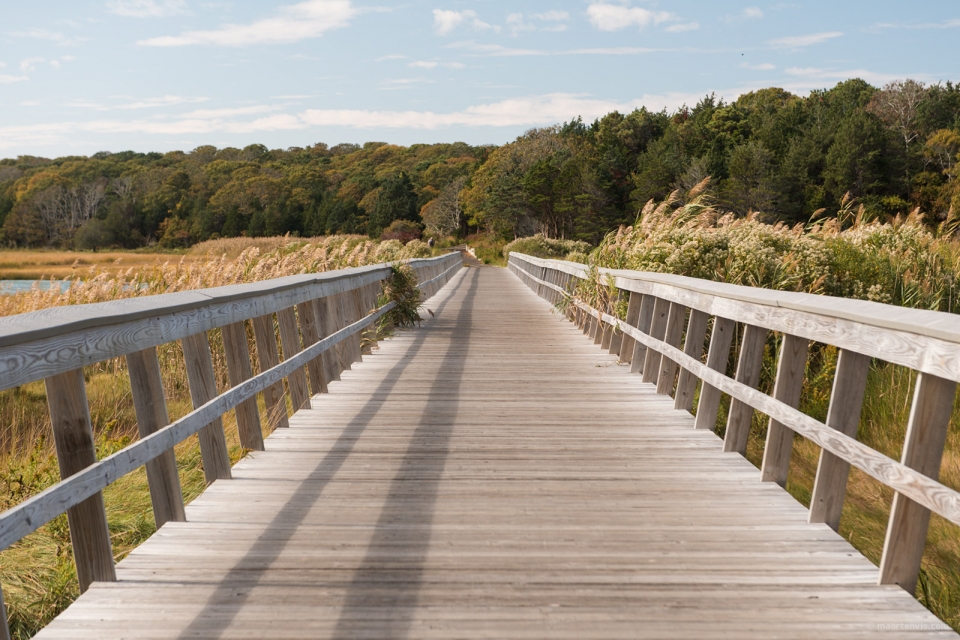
[0,582,11,640]
[250,314,291,430]
[618,291,643,365]
[808,350,871,530]
[44,368,117,592]
[315,296,343,384]
[674,310,710,413]
[126,347,188,525]
[694,317,735,430]
[723,324,768,454]
[879,372,957,594]
[181,332,233,482]
[296,301,329,395]
[642,297,671,384]
[656,303,688,395]
[760,335,810,486]
[220,322,266,452]
[629,295,656,374]
[277,307,311,413]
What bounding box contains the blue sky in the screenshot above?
[0,0,957,158]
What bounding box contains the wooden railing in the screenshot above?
[509,251,960,599]
[0,251,463,639]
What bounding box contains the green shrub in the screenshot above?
[503,234,592,261]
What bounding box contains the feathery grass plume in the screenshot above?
[378,264,423,337]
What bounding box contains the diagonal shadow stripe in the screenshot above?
[174,268,475,639]
[330,266,480,638]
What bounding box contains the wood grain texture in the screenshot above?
[760,335,809,486]
[618,291,642,365]
[808,350,871,530]
[879,373,957,594]
[277,307,311,413]
[723,324,768,455]
[642,298,671,384]
[694,317,735,431]
[315,296,342,385]
[630,295,656,375]
[0,584,9,640]
[220,322,266,452]
[126,347,187,526]
[674,310,709,413]
[181,332,233,483]
[45,369,116,592]
[33,266,955,640]
[251,314,291,431]
[296,299,328,395]
[656,303,687,396]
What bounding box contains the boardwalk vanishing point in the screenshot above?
[20,259,954,639]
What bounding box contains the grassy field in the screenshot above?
[0,248,205,281]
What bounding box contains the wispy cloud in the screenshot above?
[769,31,843,48]
[139,0,355,46]
[408,60,466,69]
[506,11,570,36]
[106,0,190,18]
[741,62,775,70]
[725,7,763,23]
[64,95,210,110]
[586,3,675,32]
[665,22,699,33]
[20,58,45,72]
[432,9,498,36]
[868,18,960,32]
[448,41,545,57]
[0,75,29,84]
[784,66,926,86]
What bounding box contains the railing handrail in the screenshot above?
[509,251,959,599]
[0,256,453,392]
[510,252,960,383]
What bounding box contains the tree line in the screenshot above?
[2,78,959,250]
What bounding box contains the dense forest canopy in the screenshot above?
[2,78,959,250]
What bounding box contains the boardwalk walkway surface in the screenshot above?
[37,265,955,639]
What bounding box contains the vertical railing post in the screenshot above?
[126,347,188,526]
[251,314,291,431]
[45,368,117,592]
[722,324,768,454]
[674,309,710,413]
[297,300,329,394]
[808,350,871,530]
[618,291,643,365]
[760,334,809,486]
[220,322,266,452]
[641,298,671,384]
[181,332,233,483]
[879,372,956,594]
[0,582,11,640]
[694,316,735,430]
[655,303,688,396]
[316,296,343,385]
[277,307,311,413]
[629,295,656,374]
[607,290,624,356]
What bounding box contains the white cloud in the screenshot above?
[139,0,355,46]
[107,0,190,18]
[506,13,535,36]
[49,60,61,69]
[507,11,570,35]
[741,62,775,70]
[64,95,210,110]
[769,31,843,48]
[665,22,699,33]
[744,7,763,19]
[376,54,408,61]
[448,41,545,57]
[0,75,29,84]
[534,10,569,22]
[408,60,465,69]
[61,55,77,62]
[0,62,5,68]
[432,9,496,36]
[869,18,960,31]
[586,3,675,31]
[20,58,45,72]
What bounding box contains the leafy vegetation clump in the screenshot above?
[502,234,592,261]
[379,264,423,334]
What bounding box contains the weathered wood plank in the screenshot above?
[251,314,291,431]
[674,310,709,413]
[277,307,311,413]
[760,335,809,486]
[126,347,187,526]
[220,322,265,452]
[808,350,871,530]
[656,303,687,396]
[694,317,735,431]
[181,332,233,483]
[45,369,116,592]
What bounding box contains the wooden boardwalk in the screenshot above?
[36,265,954,639]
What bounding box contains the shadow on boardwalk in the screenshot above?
[176,268,479,639]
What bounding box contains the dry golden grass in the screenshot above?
[0,249,199,280]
